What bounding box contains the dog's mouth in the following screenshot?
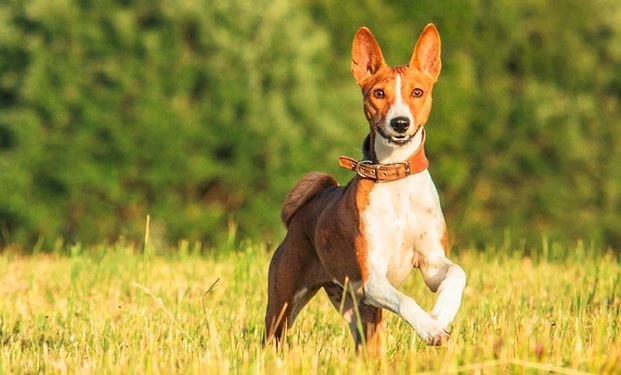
[390,134,411,145]
[376,126,416,146]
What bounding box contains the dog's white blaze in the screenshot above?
[387,74,413,124]
[361,170,466,340]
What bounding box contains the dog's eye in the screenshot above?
[412,88,424,97]
[373,89,385,99]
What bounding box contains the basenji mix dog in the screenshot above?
[265,24,466,351]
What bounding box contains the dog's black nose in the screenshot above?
[389,116,410,133]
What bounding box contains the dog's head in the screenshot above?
[352,24,441,161]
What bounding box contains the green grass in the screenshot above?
[0,242,619,374]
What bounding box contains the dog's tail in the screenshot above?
[281,172,337,228]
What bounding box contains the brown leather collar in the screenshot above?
[338,130,429,182]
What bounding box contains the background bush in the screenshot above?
[1,0,620,250]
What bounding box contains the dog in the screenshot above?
[264,24,466,352]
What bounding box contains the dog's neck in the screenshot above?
[363,128,425,164]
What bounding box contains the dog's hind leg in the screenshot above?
[264,237,327,346]
[324,284,384,354]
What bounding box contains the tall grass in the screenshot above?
[0,242,619,373]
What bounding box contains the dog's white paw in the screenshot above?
[430,310,452,333]
[415,315,450,346]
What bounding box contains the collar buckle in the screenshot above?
[400,161,411,176]
[355,160,373,178]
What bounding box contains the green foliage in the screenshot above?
[0,0,347,246]
[1,0,620,248]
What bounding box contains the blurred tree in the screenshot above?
[0,0,620,250]
[0,0,346,246]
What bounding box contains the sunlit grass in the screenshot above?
[0,242,619,373]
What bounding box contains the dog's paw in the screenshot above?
[416,316,450,346]
[430,311,452,334]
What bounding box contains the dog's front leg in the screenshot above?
[363,274,448,345]
[420,253,466,330]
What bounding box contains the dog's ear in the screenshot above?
[352,27,386,86]
[410,23,441,82]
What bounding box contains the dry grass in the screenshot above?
[0,242,619,373]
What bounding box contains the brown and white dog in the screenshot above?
[265,24,466,351]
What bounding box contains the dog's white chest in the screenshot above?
[362,171,445,286]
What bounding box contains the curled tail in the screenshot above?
[281,172,337,228]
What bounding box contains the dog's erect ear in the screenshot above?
[410,23,441,82]
[352,27,386,85]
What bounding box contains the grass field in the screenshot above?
[0,241,619,374]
